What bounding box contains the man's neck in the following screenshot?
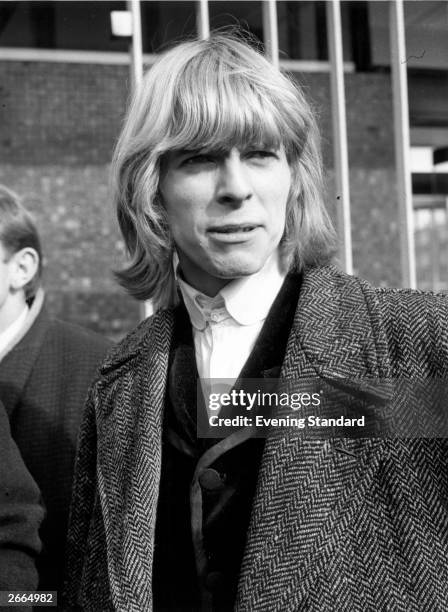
[177,269,230,298]
[178,251,285,298]
[0,293,28,334]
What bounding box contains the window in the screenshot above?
[411,146,448,291]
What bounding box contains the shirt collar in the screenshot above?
[177,251,286,330]
[0,305,29,354]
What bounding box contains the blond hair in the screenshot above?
[112,33,336,309]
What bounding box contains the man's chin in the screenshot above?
[211,259,265,280]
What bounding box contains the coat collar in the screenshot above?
[100,307,174,377]
[282,264,393,402]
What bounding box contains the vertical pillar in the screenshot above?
[126,0,150,316]
[127,0,143,91]
[326,0,353,274]
[262,0,279,68]
[196,0,210,40]
[390,0,416,288]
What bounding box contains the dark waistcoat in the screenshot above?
[153,273,301,611]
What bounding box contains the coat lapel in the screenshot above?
[95,309,174,611]
[237,265,394,610]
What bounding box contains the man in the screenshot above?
[0,186,112,594]
[65,35,448,610]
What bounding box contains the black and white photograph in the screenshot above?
[0,1,448,610]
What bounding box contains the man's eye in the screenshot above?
[182,155,214,166]
[247,150,277,159]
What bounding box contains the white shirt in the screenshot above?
[177,252,286,386]
[0,306,29,355]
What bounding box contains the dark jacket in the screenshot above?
[0,398,43,592]
[0,290,113,594]
[65,265,448,611]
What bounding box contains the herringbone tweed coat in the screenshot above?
[65,265,448,611]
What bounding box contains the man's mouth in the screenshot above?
[208,224,260,233]
[207,224,261,243]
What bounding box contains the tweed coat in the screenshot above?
[0,290,112,593]
[65,265,448,611]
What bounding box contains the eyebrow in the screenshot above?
[174,147,218,156]
[175,149,196,156]
[167,148,203,161]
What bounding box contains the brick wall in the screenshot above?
[299,72,400,286]
[0,61,140,341]
[0,60,401,340]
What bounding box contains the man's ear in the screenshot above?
[9,248,39,291]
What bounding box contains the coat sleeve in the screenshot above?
[0,399,44,591]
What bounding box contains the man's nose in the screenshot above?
[216,156,253,206]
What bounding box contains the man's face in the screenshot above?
[160,145,291,295]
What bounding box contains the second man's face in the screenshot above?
[159,145,291,296]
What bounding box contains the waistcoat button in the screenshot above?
[198,468,225,491]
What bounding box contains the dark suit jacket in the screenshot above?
[65,265,448,611]
[0,398,43,592]
[0,295,112,594]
